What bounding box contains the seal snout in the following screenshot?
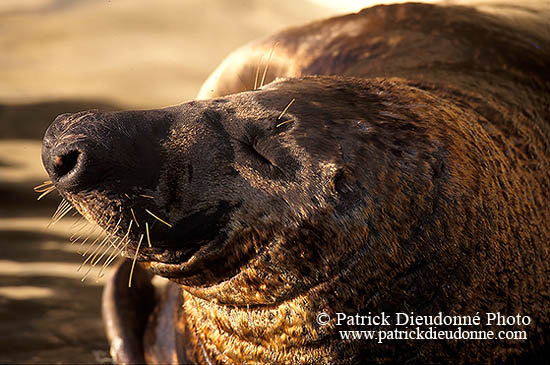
[42,130,101,194]
[42,110,171,195]
[41,113,94,193]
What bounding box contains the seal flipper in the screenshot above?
[102,259,156,364]
[143,281,192,364]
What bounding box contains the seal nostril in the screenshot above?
[53,150,80,179]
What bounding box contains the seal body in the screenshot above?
[41,2,549,364]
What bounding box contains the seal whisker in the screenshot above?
[78,217,121,271]
[69,218,92,242]
[75,225,101,255]
[53,205,74,225]
[49,199,68,226]
[253,54,265,90]
[100,238,126,269]
[111,216,123,235]
[99,235,132,279]
[33,180,53,192]
[277,98,296,120]
[95,220,133,274]
[276,119,294,128]
[130,208,140,227]
[79,233,114,272]
[82,222,108,256]
[236,74,248,91]
[80,226,122,281]
[79,238,111,276]
[70,215,85,229]
[101,247,123,271]
[144,209,173,228]
[77,223,96,245]
[128,234,144,288]
[52,202,73,220]
[80,266,94,282]
[49,200,73,227]
[36,185,56,200]
[109,219,132,252]
[139,194,154,199]
[260,42,278,88]
[90,235,122,272]
[70,222,95,246]
[98,234,131,278]
[79,217,112,257]
[145,222,152,248]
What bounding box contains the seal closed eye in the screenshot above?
[41,2,550,364]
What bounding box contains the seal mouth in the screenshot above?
[122,231,225,269]
[107,222,235,285]
[100,215,226,267]
[45,185,233,280]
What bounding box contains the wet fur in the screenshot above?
[42,2,549,364]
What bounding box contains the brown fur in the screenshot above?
[41,2,549,364]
